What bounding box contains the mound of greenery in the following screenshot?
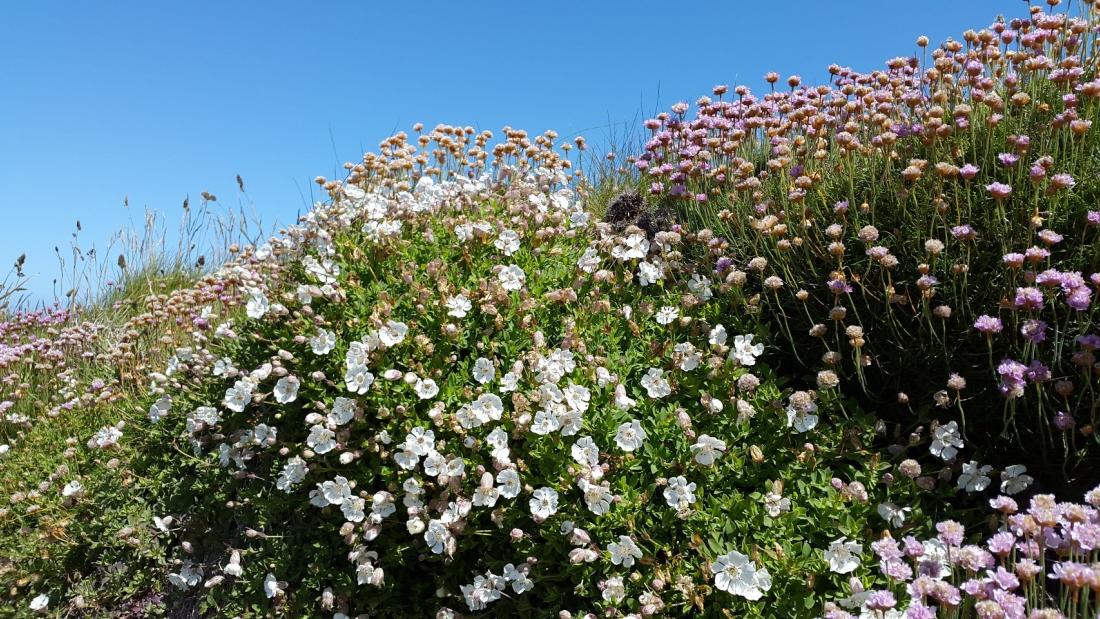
[98,128,931,618]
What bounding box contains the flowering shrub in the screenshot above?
[627,3,1100,490]
[110,126,926,617]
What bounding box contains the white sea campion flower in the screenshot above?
[640,367,671,398]
[473,357,495,384]
[168,561,203,590]
[424,520,450,554]
[577,247,600,273]
[341,496,366,522]
[530,409,561,435]
[691,434,727,466]
[496,468,521,499]
[223,550,243,577]
[319,476,353,506]
[263,573,282,598]
[29,593,49,612]
[637,260,662,286]
[655,306,679,325]
[613,383,636,410]
[1000,464,1034,495]
[571,436,600,467]
[414,377,439,400]
[930,421,963,462]
[310,328,336,355]
[276,456,308,491]
[529,487,559,519]
[223,380,252,412]
[663,476,697,509]
[148,395,171,423]
[446,294,472,318]
[614,419,646,452]
[877,502,911,528]
[498,264,526,291]
[824,537,862,574]
[88,425,122,450]
[711,550,771,600]
[608,535,642,568]
[328,396,356,426]
[273,375,300,404]
[612,233,649,260]
[957,461,992,492]
[245,288,269,319]
[578,479,612,515]
[393,444,419,470]
[730,334,764,365]
[500,371,519,392]
[345,365,374,394]
[786,401,819,433]
[495,229,521,255]
[602,575,626,603]
[763,489,790,517]
[307,425,336,454]
[61,480,84,498]
[378,320,408,348]
[709,324,727,346]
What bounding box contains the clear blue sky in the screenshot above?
[1,1,1011,304]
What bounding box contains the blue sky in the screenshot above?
[1,1,1011,303]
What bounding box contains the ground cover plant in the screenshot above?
[0,2,1098,618]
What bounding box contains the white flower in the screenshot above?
[602,576,626,603]
[730,334,764,366]
[341,496,366,522]
[640,368,671,398]
[712,550,771,600]
[613,383,636,410]
[310,329,336,355]
[691,434,727,466]
[424,520,450,554]
[168,561,203,590]
[877,502,911,528]
[328,397,356,426]
[29,593,49,612]
[245,288,269,319]
[320,476,352,506]
[276,456,308,491]
[571,436,600,467]
[529,487,559,519]
[414,377,439,400]
[500,371,519,392]
[824,537,862,574]
[496,468,521,499]
[498,264,526,291]
[578,479,612,515]
[958,461,993,492]
[495,229,521,255]
[148,395,171,423]
[371,491,396,520]
[61,480,85,498]
[637,260,662,286]
[786,402,819,433]
[407,428,435,457]
[88,425,122,449]
[608,535,642,568]
[307,425,336,454]
[764,490,790,517]
[223,550,243,577]
[345,365,374,395]
[655,306,679,325]
[675,342,702,371]
[614,419,646,452]
[473,358,495,384]
[223,380,252,412]
[1000,464,1034,495]
[577,247,600,273]
[930,421,963,462]
[613,233,649,261]
[379,320,408,348]
[393,444,420,470]
[446,294,472,318]
[472,473,501,508]
[530,409,561,435]
[263,573,282,598]
[663,476,697,509]
[273,375,300,404]
[709,324,727,346]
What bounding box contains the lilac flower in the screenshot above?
[1049,173,1075,190]
[997,359,1028,398]
[1087,211,1100,226]
[986,182,1012,199]
[936,520,965,546]
[1020,319,1047,343]
[1037,229,1064,245]
[959,164,979,179]
[997,152,1019,167]
[864,590,896,611]
[1001,253,1025,268]
[1025,360,1050,383]
[1013,287,1043,310]
[950,225,976,241]
[973,315,1003,334]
